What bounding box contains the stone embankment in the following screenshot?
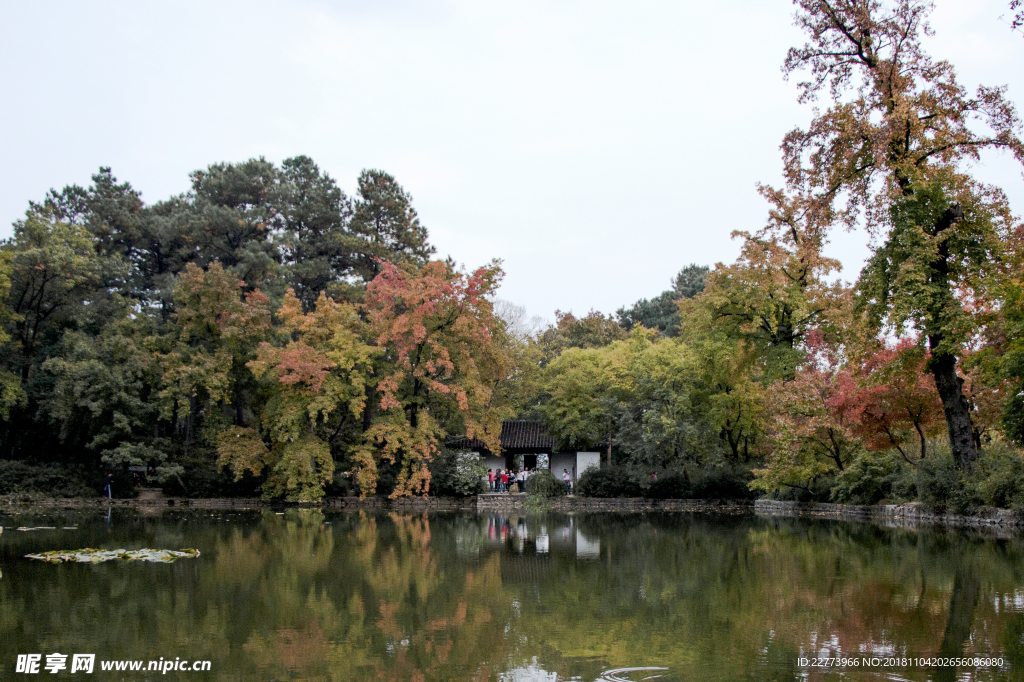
[754,499,1021,529]
[3,495,475,511]
[475,493,751,513]
[5,493,1020,530]
[4,493,750,514]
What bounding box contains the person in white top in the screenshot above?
[562,469,572,494]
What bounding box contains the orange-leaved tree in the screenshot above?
[356,259,511,497]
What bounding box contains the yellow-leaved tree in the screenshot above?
[218,289,373,502]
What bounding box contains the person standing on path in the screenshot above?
[488,468,495,492]
[563,469,572,494]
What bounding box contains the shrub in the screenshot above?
[428,449,486,497]
[766,474,838,503]
[917,449,981,515]
[0,461,102,498]
[691,463,755,500]
[576,466,641,498]
[325,471,353,497]
[646,471,691,499]
[645,464,754,500]
[524,469,567,497]
[831,450,902,505]
[160,466,263,498]
[886,465,919,503]
[976,444,1024,511]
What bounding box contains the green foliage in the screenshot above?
[646,464,755,500]
[0,461,101,498]
[990,233,1024,446]
[616,263,709,335]
[646,471,691,499]
[540,346,614,450]
[523,469,567,497]
[428,449,486,497]
[763,474,838,503]
[160,465,263,498]
[576,466,642,498]
[542,328,729,467]
[262,437,334,503]
[675,311,764,462]
[691,463,756,499]
[536,309,627,364]
[325,470,354,497]
[616,291,684,335]
[857,177,1005,357]
[1004,392,1024,445]
[350,169,435,282]
[830,450,906,505]
[975,444,1024,511]
[102,442,182,484]
[673,264,710,300]
[696,189,845,384]
[916,449,982,515]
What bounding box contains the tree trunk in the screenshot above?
[934,560,979,682]
[928,347,978,472]
[924,203,978,472]
[361,385,374,433]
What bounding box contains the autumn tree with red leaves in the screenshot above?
[782,0,1024,471]
[752,331,862,493]
[850,338,944,465]
[354,259,513,497]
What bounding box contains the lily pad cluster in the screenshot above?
[25,548,200,564]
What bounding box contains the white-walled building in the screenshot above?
[447,420,602,486]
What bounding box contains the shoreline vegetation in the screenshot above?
[1,2,1024,512]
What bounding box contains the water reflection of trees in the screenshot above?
[2,510,1024,680]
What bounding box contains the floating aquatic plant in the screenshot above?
[25,548,200,564]
[15,526,77,531]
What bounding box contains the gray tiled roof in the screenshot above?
[446,420,556,452]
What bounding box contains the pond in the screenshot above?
[1,508,1022,681]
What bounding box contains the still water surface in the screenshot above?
[1,508,1023,681]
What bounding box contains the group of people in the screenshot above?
[488,467,534,493]
[487,467,576,494]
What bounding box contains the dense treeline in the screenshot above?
[3,0,1024,508]
[0,157,518,500]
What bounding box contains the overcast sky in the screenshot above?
[1,0,1021,323]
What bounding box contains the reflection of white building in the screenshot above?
[447,420,603,486]
[576,529,600,559]
[482,515,599,562]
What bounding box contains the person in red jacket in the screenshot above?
[487,468,495,492]
[500,469,509,492]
